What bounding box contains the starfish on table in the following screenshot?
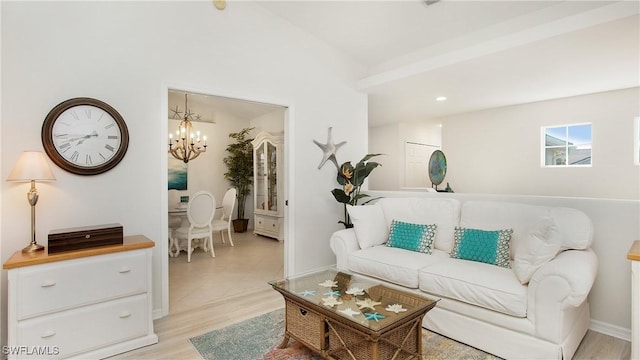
[364,312,386,322]
[318,280,338,288]
[356,298,382,311]
[345,287,365,296]
[385,304,408,314]
[322,296,343,307]
[339,308,361,317]
[299,290,316,297]
[313,127,346,170]
[324,290,341,297]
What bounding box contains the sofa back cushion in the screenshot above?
[347,203,388,249]
[378,197,461,252]
[460,201,593,259]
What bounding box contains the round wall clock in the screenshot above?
[41,97,129,175]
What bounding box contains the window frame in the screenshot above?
[541,122,592,168]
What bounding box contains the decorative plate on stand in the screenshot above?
[428,150,447,188]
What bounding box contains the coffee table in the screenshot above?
[269,269,437,360]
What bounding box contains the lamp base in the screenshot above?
[22,243,45,253]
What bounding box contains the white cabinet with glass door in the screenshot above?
[252,131,284,241]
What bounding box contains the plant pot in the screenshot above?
[233,219,249,233]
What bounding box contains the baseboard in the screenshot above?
[590,319,631,342]
[153,308,164,320]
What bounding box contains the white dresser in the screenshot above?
[3,235,158,359]
[629,240,640,360]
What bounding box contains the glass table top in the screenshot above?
[269,269,437,332]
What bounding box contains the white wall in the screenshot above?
[369,120,442,190]
[250,109,286,134]
[441,87,640,200]
[0,0,367,339]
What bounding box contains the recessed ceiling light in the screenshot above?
[436,96,447,102]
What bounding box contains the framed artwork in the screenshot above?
[168,157,187,190]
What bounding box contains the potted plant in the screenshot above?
[223,127,254,233]
[331,153,382,228]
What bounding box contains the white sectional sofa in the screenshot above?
[330,197,598,360]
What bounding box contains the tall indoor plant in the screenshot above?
[223,127,254,232]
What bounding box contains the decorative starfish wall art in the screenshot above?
[313,127,346,170]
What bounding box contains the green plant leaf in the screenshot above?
[331,188,351,204]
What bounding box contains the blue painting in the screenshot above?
[168,157,187,190]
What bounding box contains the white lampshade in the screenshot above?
[7,151,56,182]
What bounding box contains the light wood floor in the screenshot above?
[110,232,630,360]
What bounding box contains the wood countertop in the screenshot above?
[3,235,155,269]
[628,240,640,261]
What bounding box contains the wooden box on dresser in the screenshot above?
[3,235,158,359]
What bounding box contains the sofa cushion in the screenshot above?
[513,217,562,284]
[450,227,513,268]
[419,257,528,317]
[377,197,460,252]
[460,201,548,260]
[549,207,593,249]
[348,246,448,288]
[347,204,388,249]
[386,220,437,254]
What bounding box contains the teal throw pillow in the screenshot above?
[450,227,513,268]
[386,220,437,254]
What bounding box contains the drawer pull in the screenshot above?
[299,308,308,316]
[41,330,56,338]
[41,281,56,288]
[119,311,132,318]
[119,267,132,273]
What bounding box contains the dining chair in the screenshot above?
[209,188,237,248]
[168,189,183,257]
[173,190,216,262]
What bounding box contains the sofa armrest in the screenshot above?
[527,248,598,342]
[529,248,598,308]
[329,229,360,271]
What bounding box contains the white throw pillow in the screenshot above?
[513,217,562,284]
[347,203,388,249]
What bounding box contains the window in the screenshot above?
[542,123,592,167]
[635,117,640,166]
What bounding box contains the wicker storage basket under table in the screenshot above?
[270,270,437,360]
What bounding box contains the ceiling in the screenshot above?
[257,0,640,127]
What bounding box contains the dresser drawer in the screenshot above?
[255,215,279,232]
[16,294,149,359]
[16,250,147,320]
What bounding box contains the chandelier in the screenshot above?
[168,94,207,163]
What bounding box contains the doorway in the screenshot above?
[162,85,289,315]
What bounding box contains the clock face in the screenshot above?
[42,98,129,175]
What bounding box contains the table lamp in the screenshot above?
[7,151,56,253]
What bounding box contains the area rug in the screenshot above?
[189,308,501,360]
